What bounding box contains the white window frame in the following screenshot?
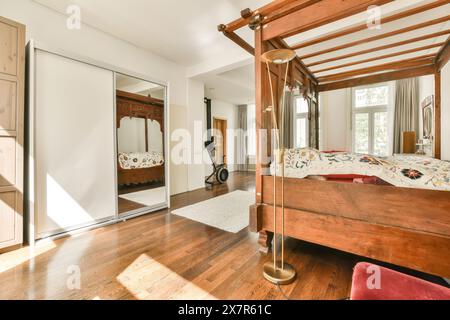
[294,96,309,149]
[351,83,390,156]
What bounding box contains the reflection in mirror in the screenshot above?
[418,95,435,157]
[115,73,166,216]
[423,107,433,138]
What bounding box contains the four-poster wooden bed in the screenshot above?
[220,0,450,278]
[116,90,165,186]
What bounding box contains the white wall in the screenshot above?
[0,0,207,195]
[319,88,352,152]
[118,118,163,153]
[170,105,189,195]
[209,99,238,173]
[419,75,435,106]
[442,63,450,161]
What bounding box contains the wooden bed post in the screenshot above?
[255,27,264,205]
[253,25,274,253]
[434,70,441,160]
[434,36,449,160]
[315,84,320,148]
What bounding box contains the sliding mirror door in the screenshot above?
[115,74,167,217]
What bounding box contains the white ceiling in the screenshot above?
[33,0,271,66]
[116,73,165,98]
[33,0,450,104]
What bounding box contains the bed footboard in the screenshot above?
[118,165,165,186]
[250,202,450,278]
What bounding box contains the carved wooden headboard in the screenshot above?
[116,90,164,131]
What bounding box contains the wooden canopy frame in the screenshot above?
[220,0,450,278]
[219,0,450,158]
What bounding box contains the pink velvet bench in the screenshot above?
[351,262,450,300]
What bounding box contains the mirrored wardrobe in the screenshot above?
[27,42,169,241]
[115,74,167,217]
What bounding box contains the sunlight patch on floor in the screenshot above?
[117,254,217,300]
[0,241,57,274]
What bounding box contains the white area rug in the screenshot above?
[172,190,254,233]
[119,187,166,207]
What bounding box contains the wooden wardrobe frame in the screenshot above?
[0,17,25,251]
[220,0,450,278]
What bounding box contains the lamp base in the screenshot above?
[263,261,297,285]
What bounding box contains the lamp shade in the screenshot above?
[261,49,296,64]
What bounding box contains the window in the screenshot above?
[247,104,256,156]
[352,84,390,156]
[294,97,309,148]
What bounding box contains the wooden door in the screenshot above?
[0,17,25,251]
[213,118,227,165]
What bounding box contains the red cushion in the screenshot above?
[351,262,450,300]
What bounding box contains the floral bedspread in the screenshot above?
[118,151,164,170]
[270,148,450,191]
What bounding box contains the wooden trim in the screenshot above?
[307,29,450,67]
[116,90,164,106]
[262,0,392,41]
[224,0,301,32]
[436,36,450,71]
[217,26,255,55]
[213,118,228,164]
[299,15,450,60]
[318,64,435,91]
[0,16,25,250]
[434,71,442,159]
[291,0,450,50]
[262,0,322,26]
[249,204,263,232]
[318,56,435,83]
[144,118,149,152]
[313,42,444,74]
[0,15,25,28]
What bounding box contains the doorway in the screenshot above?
[213,118,227,165]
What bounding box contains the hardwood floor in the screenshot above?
[0,172,446,300]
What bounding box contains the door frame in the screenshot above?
[213,117,228,165]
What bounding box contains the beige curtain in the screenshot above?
[393,78,419,154]
[237,105,248,171]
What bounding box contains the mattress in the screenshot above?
[270,148,450,191]
[118,151,164,170]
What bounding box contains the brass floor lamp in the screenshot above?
[261,49,297,285]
